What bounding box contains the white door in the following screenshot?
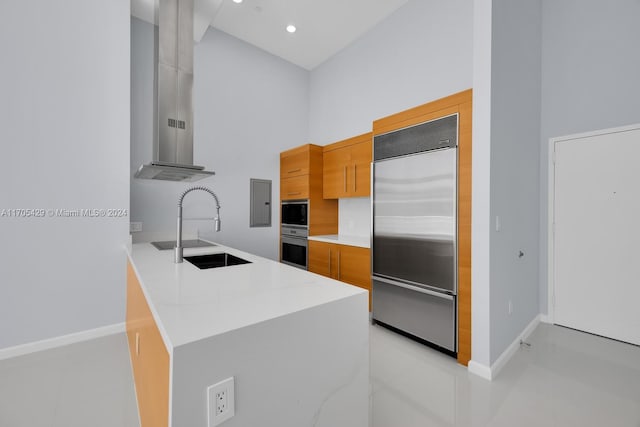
[553,126,640,346]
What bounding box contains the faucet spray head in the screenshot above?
[175,186,222,263]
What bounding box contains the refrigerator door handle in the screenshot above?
[374,276,454,301]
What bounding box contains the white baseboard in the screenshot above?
[490,314,540,379]
[467,360,492,380]
[468,314,541,381]
[0,322,126,361]
[540,313,552,324]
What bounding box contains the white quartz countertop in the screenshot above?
[127,241,366,350]
[308,234,370,249]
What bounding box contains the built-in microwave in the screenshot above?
[281,200,308,227]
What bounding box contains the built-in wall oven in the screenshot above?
[281,200,309,269]
[281,226,308,269]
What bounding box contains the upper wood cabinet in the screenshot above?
[323,133,372,199]
[280,148,311,179]
[322,148,350,199]
[280,144,322,201]
[350,140,372,197]
[280,174,309,200]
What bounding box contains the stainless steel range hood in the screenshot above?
[135,0,215,182]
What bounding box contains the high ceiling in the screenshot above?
[131,0,409,70]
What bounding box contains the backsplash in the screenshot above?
[338,197,371,237]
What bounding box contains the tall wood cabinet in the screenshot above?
[280,144,337,235]
[308,240,371,310]
[323,133,372,199]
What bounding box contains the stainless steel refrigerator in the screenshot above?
[372,114,458,353]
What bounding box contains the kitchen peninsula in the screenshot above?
[126,242,369,427]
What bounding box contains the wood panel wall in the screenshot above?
[372,89,473,366]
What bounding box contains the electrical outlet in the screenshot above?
[216,389,227,416]
[508,300,513,315]
[208,377,235,426]
[130,222,143,233]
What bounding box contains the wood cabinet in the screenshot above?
[280,144,338,235]
[308,240,371,310]
[323,133,372,199]
[351,140,372,197]
[339,245,370,293]
[280,174,309,200]
[280,144,320,201]
[322,147,350,199]
[126,261,170,427]
[308,240,332,277]
[280,147,311,179]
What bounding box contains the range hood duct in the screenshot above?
[135,0,215,182]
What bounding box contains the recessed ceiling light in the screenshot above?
[232,0,242,3]
[286,24,297,33]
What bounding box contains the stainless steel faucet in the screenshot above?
[175,186,221,263]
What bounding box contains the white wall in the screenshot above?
[0,0,130,349]
[130,19,309,260]
[338,198,370,238]
[471,0,494,369]
[488,0,542,363]
[538,0,640,314]
[472,0,543,370]
[309,0,474,145]
[308,0,476,357]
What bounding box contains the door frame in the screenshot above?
[547,122,640,325]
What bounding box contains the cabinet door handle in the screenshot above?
[287,168,301,174]
[337,250,341,280]
[353,164,357,192]
[328,248,331,276]
[135,332,140,356]
[344,166,347,192]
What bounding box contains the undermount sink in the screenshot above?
[151,239,216,250]
[184,253,251,270]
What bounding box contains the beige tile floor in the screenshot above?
[1,323,639,427]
